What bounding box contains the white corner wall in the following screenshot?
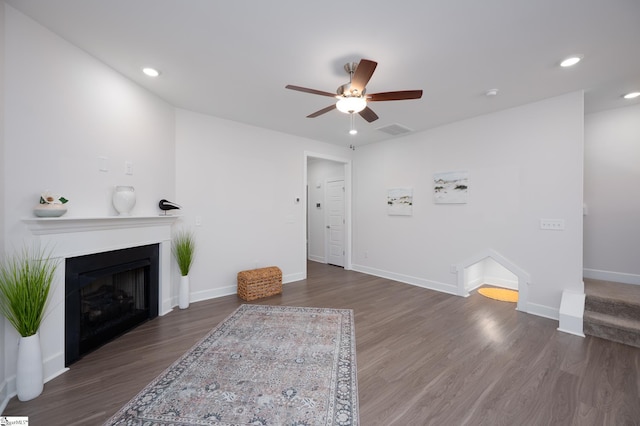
[353,91,584,319]
[584,103,640,284]
[174,109,352,302]
[3,5,176,400]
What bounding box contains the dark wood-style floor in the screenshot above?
[4,262,640,425]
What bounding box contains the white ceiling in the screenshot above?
[6,0,640,147]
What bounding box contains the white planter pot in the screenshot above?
[17,333,44,401]
[179,275,190,309]
[112,186,136,216]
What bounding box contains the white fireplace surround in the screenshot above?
[20,215,177,385]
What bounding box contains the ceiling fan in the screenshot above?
[285,59,422,124]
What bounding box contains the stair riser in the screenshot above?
[584,321,640,349]
[584,298,640,321]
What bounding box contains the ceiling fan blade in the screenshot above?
[350,59,377,94]
[358,106,379,123]
[286,85,336,97]
[307,104,336,118]
[367,90,423,101]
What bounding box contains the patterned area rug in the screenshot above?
[104,304,358,425]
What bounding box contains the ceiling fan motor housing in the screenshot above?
[337,83,366,97]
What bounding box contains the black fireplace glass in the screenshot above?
[65,244,159,366]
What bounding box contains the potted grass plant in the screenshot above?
[172,230,195,309]
[0,246,57,401]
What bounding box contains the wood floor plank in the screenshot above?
[3,262,640,425]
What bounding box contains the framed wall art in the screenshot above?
[387,187,413,215]
[433,171,468,204]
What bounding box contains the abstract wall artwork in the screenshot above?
[433,171,469,204]
[387,187,413,215]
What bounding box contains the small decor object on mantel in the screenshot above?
[33,190,69,217]
[0,246,58,401]
[172,230,195,309]
[158,199,181,215]
[112,185,136,216]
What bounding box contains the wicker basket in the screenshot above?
[237,266,282,301]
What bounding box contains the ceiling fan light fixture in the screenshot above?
[336,96,367,114]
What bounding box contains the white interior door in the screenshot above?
[326,178,345,267]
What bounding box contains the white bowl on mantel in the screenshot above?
[33,204,67,218]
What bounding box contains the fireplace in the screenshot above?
[65,244,159,366]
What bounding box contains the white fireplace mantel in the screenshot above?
[18,214,179,387]
[23,215,178,235]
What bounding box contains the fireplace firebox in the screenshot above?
[65,244,159,366]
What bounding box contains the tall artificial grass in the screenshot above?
[172,230,195,276]
[0,247,57,337]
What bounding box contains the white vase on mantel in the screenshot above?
[179,275,190,309]
[16,332,44,401]
[112,186,136,216]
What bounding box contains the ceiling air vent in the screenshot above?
[376,123,413,136]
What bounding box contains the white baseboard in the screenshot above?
[583,268,640,285]
[351,264,459,295]
[283,272,305,284]
[527,302,559,321]
[484,276,519,290]
[190,285,237,304]
[0,379,8,414]
[465,277,484,292]
[307,255,325,264]
[188,272,305,306]
[43,351,68,384]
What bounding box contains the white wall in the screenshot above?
[174,109,352,301]
[2,5,176,400]
[353,92,584,318]
[4,7,175,241]
[307,159,345,263]
[0,0,7,412]
[584,103,640,284]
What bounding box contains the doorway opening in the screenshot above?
[305,153,352,273]
[456,248,530,313]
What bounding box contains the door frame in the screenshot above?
[304,152,352,273]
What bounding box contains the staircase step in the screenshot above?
[585,295,640,321]
[583,311,640,348]
[584,279,640,306]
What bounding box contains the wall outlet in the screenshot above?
[540,219,565,230]
[450,264,457,274]
[125,161,133,175]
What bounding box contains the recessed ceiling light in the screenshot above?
[560,55,583,68]
[485,89,499,97]
[142,67,160,77]
[349,129,358,135]
[623,92,640,99]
